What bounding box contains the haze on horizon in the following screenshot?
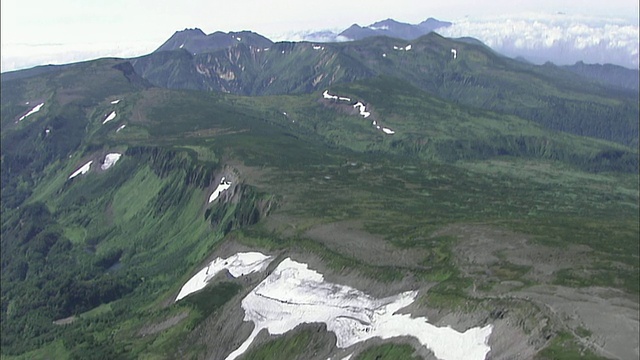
[1,0,638,72]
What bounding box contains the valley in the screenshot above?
[1,30,638,360]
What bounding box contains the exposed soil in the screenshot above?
[439,223,640,360]
[138,311,189,337]
[515,285,640,360]
[304,221,427,269]
[434,223,593,285]
[172,222,638,360]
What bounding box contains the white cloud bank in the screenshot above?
[2,13,637,72]
[1,41,159,73]
[438,13,639,68]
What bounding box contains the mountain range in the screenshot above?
[1,19,638,360]
[134,30,639,147]
[336,18,452,41]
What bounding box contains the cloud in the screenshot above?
[265,28,345,43]
[2,12,637,73]
[1,41,159,73]
[438,13,639,68]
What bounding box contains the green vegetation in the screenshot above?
[180,282,241,323]
[535,332,606,360]
[133,33,638,146]
[355,343,417,360]
[240,328,333,360]
[1,46,637,360]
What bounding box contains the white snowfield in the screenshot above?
[322,90,351,101]
[393,44,412,51]
[110,99,121,104]
[69,160,93,179]
[451,49,457,59]
[103,111,116,124]
[208,177,232,203]
[19,102,44,121]
[175,252,273,302]
[226,258,493,360]
[313,45,325,50]
[323,90,338,100]
[101,153,122,170]
[321,91,395,135]
[353,102,371,118]
[116,124,126,133]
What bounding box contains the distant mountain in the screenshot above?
[339,18,452,41]
[562,61,639,92]
[338,24,380,41]
[132,32,639,147]
[155,28,273,54]
[302,17,452,42]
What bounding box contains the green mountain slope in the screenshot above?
[131,33,639,147]
[1,57,638,360]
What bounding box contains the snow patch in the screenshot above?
[110,99,121,104]
[321,91,397,134]
[353,102,370,118]
[176,252,273,302]
[103,111,116,124]
[451,49,457,59]
[208,177,232,203]
[179,43,184,49]
[116,124,126,132]
[101,153,122,170]
[322,91,351,103]
[69,161,93,179]
[236,37,242,41]
[226,258,492,360]
[19,102,44,121]
[382,53,387,57]
[394,45,412,51]
[323,90,338,100]
[45,129,50,134]
[313,45,324,50]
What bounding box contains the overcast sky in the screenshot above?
[1,0,638,72]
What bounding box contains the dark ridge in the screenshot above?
[112,62,154,89]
